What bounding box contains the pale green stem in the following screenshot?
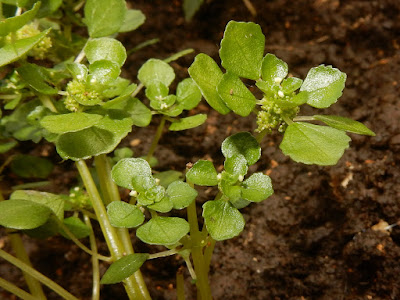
[94,154,151,300]
[0,277,37,300]
[146,116,166,162]
[131,83,144,98]
[75,160,144,300]
[281,114,294,125]
[148,248,179,260]
[255,129,268,143]
[242,0,257,16]
[293,116,316,122]
[84,214,100,300]
[0,189,46,299]
[38,94,58,113]
[0,249,79,300]
[55,218,112,262]
[187,200,212,300]
[176,269,185,300]
[163,49,194,63]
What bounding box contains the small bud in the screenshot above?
[274,77,283,84]
[70,193,76,197]
[278,90,285,98]
[155,178,161,184]
[217,173,222,180]
[129,190,138,197]
[238,175,244,182]
[90,78,96,83]
[74,187,80,192]
[160,103,168,109]
[76,75,82,80]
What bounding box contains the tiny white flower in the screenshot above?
[274,77,283,84]
[278,90,285,98]
[238,175,244,182]
[129,190,138,197]
[217,173,222,180]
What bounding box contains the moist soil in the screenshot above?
[1,0,400,299]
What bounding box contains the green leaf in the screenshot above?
[229,197,251,209]
[188,54,230,114]
[224,154,248,177]
[11,154,53,179]
[154,170,182,188]
[56,116,133,161]
[10,190,64,220]
[314,115,375,136]
[66,63,88,81]
[261,54,288,91]
[60,217,90,239]
[112,158,152,190]
[176,78,202,110]
[202,200,245,241]
[119,9,145,33]
[88,60,120,85]
[100,253,149,284]
[0,2,40,37]
[169,114,206,131]
[138,59,175,87]
[0,139,17,153]
[84,38,127,67]
[281,77,303,94]
[145,81,169,102]
[0,199,52,230]
[219,21,265,80]
[186,160,218,186]
[300,65,346,108]
[167,181,198,209]
[147,196,173,213]
[221,132,260,165]
[40,113,103,134]
[136,217,190,245]
[84,0,126,38]
[217,72,256,117]
[280,122,351,165]
[0,28,51,67]
[241,173,273,202]
[107,201,145,228]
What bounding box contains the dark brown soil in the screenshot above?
[1,0,400,299]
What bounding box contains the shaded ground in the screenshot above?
[1,0,400,299]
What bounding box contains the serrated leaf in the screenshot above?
[136,217,190,245]
[186,160,218,186]
[169,114,206,131]
[224,154,248,177]
[0,199,52,230]
[0,2,40,37]
[10,190,64,220]
[217,72,256,117]
[119,9,145,33]
[176,78,202,110]
[84,38,127,67]
[241,173,273,202]
[220,21,265,80]
[221,132,260,165]
[300,65,346,108]
[107,201,144,228]
[202,199,245,241]
[280,122,351,165]
[260,54,288,92]
[188,54,230,114]
[60,217,90,239]
[167,181,198,209]
[138,59,175,87]
[11,154,53,179]
[0,29,51,67]
[56,116,133,161]
[100,253,149,284]
[314,115,375,136]
[40,112,103,134]
[84,0,126,38]
[112,158,152,190]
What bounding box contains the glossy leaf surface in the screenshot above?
[107,201,144,228]
[186,160,218,186]
[221,132,260,165]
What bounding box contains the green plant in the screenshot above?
[0,3,374,300]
